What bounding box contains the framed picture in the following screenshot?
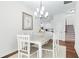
[22,12,33,30]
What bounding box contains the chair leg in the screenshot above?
[37,51,39,58]
[18,51,20,58]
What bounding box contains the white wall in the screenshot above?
[0,1,33,57]
[74,2,79,57]
[53,13,65,41]
[65,14,75,25]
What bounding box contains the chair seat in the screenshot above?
[20,47,38,54]
[42,40,53,50]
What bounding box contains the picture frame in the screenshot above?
[22,12,33,30]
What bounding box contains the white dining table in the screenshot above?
[18,32,53,58]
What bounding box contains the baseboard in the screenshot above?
[1,50,18,58]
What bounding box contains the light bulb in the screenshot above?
[36,8,39,12]
[41,6,45,11]
[40,10,43,15]
[34,12,37,16]
[71,10,75,13]
[40,15,42,18]
[45,12,48,17]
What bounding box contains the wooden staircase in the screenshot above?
[65,25,75,41]
[65,25,78,58]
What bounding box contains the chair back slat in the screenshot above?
[17,35,30,57]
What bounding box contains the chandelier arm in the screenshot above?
[34,1,48,19]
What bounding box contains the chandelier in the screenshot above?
[34,1,48,19]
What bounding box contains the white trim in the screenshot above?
[75,45,79,57]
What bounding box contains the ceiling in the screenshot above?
[21,1,64,15]
[21,1,74,15]
[18,1,76,28]
[20,1,76,19]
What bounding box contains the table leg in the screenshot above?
[39,43,42,58]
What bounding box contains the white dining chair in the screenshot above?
[42,32,59,58]
[17,35,38,58]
